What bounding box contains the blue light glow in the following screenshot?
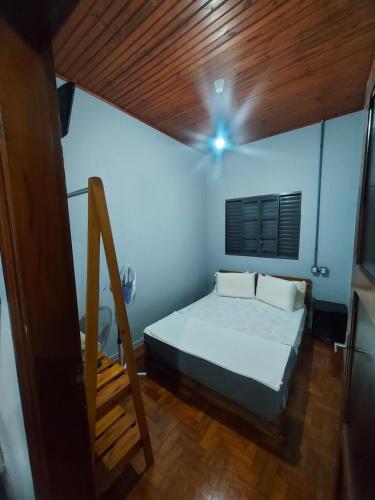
[214,136,226,150]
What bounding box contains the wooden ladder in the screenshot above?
[84,177,153,497]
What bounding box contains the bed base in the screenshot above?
[144,272,312,448]
[145,343,285,447]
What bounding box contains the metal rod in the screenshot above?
[67,187,88,199]
[314,120,325,267]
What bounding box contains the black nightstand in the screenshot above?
[312,300,348,344]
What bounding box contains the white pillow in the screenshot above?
[216,272,256,299]
[290,280,307,310]
[256,274,297,312]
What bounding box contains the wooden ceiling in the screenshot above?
[54,0,375,148]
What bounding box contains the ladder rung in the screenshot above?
[96,373,131,418]
[97,363,124,391]
[100,422,141,471]
[95,405,141,497]
[95,405,124,439]
[95,412,136,458]
[97,356,113,374]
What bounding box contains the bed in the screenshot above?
[144,273,311,437]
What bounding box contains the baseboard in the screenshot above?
[109,351,120,363]
[132,337,144,350]
[0,444,5,476]
[108,337,144,363]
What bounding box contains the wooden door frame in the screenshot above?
[0,3,95,499]
[345,61,375,413]
[339,58,375,500]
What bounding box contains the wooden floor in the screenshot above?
[102,335,343,500]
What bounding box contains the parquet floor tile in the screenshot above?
[101,336,342,500]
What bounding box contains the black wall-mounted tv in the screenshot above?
[58,81,75,138]
[360,85,375,280]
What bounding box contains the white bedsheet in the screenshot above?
[144,294,306,391]
[144,311,291,390]
[179,293,305,353]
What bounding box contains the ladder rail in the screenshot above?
[84,184,100,459]
[84,176,153,468]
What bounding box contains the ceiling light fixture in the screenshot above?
[214,136,226,151]
[214,78,225,94]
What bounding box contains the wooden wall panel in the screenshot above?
[54,0,375,147]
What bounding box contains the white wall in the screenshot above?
[61,77,365,355]
[206,111,365,305]
[0,80,361,500]
[0,260,35,500]
[60,82,208,357]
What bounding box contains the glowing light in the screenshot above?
[214,136,226,150]
[214,78,225,94]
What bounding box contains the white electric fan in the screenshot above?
[116,264,136,363]
[106,264,145,375]
[120,264,137,306]
[79,306,112,352]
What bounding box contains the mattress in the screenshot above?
[144,293,306,421]
[179,292,305,353]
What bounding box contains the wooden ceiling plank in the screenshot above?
[181,1,371,90]
[131,79,363,147]
[160,80,364,145]
[165,55,370,137]
[127,2,374,119]
[174,88,363,146]
[60,0,142,76]
[235,30,375,105]
[74,0,198,88]
[160,59,369,136]
[164,93,365,145]
[71,0,187,84]
[120,0,341,113]
[125,0,371,115]
[159,44,371,121]
[242,93,364,138]
[94,0,242,97]
[87,0,200,92]
[112,0,285,105]
[142,12,375,124]
[53,0,375,146]
[53,0,97,54]
[55,0,117,68]
[239,101,362,143]
[59,0,151,79]
[116,0,327,109]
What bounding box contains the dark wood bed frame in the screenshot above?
[145,271,312,445]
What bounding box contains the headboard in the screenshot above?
[219,269,313,312]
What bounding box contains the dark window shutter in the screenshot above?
[278,193,301,259]
[259,197,278,257]
[225,200,242,254]
[225,192,301,260]
[242,200,259,255]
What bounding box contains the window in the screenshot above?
[225,192,301,259]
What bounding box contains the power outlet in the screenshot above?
[311,265,320,275]
[320,266,330,277]
[311,266,330,277]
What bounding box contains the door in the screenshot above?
[0,2,95,498]
[340,61,375,500]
